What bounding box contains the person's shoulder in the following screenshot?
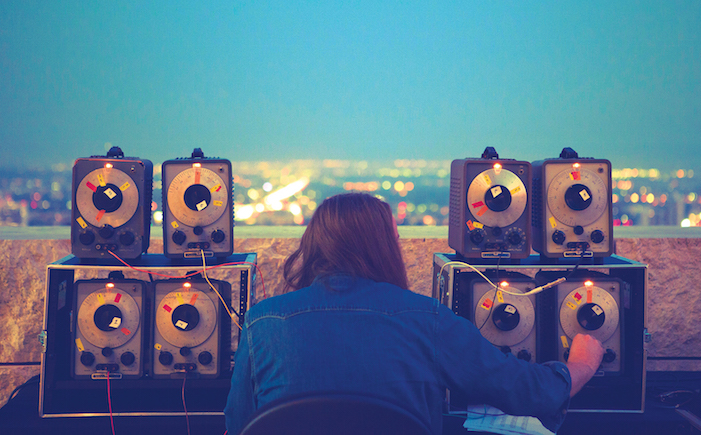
[244,284,318,319]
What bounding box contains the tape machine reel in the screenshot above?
[71,147,153,259]
[449,147,531,259]
[162,148,234,259]
[532,149,613,258]
[152,279,227,378]
[472,280,537,362]
[557,280,622,373]
[72,279,145,379]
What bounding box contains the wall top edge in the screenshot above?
[0,226,700,241]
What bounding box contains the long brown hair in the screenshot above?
[283,193,409,291]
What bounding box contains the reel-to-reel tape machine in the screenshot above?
[532,148,613,258]
[72,273,146,379]
[162,148,234,259]
[449,148,531,259]
[71,147,153,259]
[549,275,623,374]
[152,277,230,378]
[433,253,646,413]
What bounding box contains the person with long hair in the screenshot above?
[224,193,603,434]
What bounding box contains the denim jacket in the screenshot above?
[224,275,571,434]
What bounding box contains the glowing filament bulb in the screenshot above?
[499,281,509,288]
[106,283,115,289]
[584,280,594,287]
[193,163,202,168]
[183,282,192,289]
[573,163,581,169]
[105,163,113,169]
[493,163,502,175]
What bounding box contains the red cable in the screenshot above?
[182,374,191,435]
[107,250,267,299]
[106,373,116,435]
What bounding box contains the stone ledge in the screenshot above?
[1,236,701,407]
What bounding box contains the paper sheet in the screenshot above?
[463,404,556,435]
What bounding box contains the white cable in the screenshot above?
[438,260,566,297]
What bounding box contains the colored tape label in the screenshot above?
[76,216,88,229]
[496,291,504,303]
[561,336,569,349]
[75,338,84,352]
[120,182,130,191]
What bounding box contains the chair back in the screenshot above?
[239,392,432,435]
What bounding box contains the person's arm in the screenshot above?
[566,333,605,397]
[436,303,571,433]
[224,323,255,435]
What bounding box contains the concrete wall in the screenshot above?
[1,236,700,406]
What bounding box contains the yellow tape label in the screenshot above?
[496,291,504,303]
[97,293,105,305]
[510,186,521,195]
[154,343,162,351]
[213,200,223,207]
[76,216,88,229]
[561,335,569,349]
[483,174,492,185]
[171,221,179,229]
[211,184,222,193]
[473,221,484,229]
[75,338,84,352]
[176,293,184,304]
[566,301,577,310]
[97,174,106,186]
[120,182,130,191]
[549,216,557,229]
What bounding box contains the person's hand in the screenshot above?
[566,334,604,397]
[568,333,604,373]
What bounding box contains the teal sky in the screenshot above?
[1,1,699,170]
